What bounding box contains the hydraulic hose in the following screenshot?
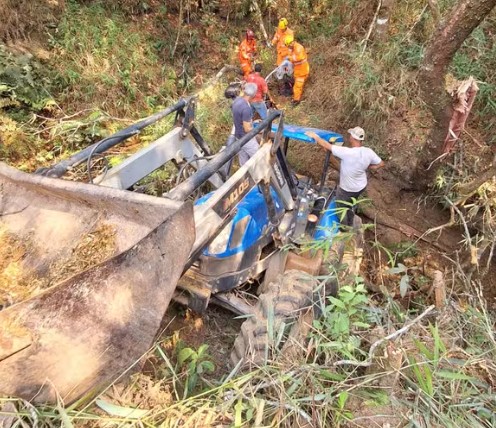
[36,98,188,178]
[86,131,139,184]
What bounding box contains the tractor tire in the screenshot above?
[231,269,317,367]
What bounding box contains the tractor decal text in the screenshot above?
[273,162,286,188]
[213,173,255,217]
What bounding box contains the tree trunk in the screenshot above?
[413,0,496,189]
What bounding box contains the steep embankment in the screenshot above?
[0,2,495,426]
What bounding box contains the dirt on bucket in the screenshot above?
[0,223,116,310]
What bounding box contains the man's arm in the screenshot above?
[262,78,268,95]
[242,103,253,133]
[305,131,334,152]
[243,120,253,133]
[368,150,385,170]
[368,161,385,170]
[271,32,278,45]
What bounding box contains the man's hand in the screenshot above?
[305,131,334,152]
[368,161,385,170]
[305,131,319,141]
[305,131,322,143]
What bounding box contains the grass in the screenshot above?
[48,0,178,116]
[1,270,494,427]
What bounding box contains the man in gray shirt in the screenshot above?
[231,83,260,165]
[306,126,385,226]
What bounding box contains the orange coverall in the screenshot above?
[271,27,294,65]
[238,39,257,77]
[289,41,309,102]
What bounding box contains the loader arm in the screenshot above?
[170,111,295,264]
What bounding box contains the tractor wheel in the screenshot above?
[230,269,317,366]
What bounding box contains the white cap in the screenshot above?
[244,83,258,97]
[348,126,365,141]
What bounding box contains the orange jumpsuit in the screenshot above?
[238,39,257,77]
[289,41,309,102]
[271,27,294,66]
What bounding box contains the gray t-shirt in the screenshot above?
[232,96,252,138]
[331,145,382,192]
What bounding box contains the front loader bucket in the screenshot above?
[0,162,195,404]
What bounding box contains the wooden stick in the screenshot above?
[251,0,270,45]
[361,0,382,56]
[171,0,183,59]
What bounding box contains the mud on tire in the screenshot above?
[231,269,317,366]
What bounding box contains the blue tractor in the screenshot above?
[0,98,363,403]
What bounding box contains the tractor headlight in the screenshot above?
[208,220,233,255]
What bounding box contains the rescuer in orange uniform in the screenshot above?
[271,18,294,66]
[285,34,309,106]
[238,29,257,77]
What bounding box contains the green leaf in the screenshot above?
[352,321,370,329]
[337,391,349,409]
[246,407,254,421]
[95,399,149,419]
[341,291,355,303]
[436,370,474,381]
[399,274,410,297]
[319,370,345,381]
[336,314,350,334]
[355,282,366,292]
[414,339,433,360]
[234,399,243,427]
[177,347,195,365]
[424,365,434,396]
[386,266,406,275]
[329,296,346,309]
[197,343,209,356]
[187,373,198,396]
[200,360,215,373]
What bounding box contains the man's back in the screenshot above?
[231,96,252,139]
[331,146,382,192]
[245,73,267,102]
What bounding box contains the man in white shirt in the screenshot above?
[306,126,385,226]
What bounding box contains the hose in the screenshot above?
[264,66,280,83]
[86,131,139,184]
[175,155,216,186]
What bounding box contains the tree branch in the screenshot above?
[427,0,441,26]
[456,161,496,202]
